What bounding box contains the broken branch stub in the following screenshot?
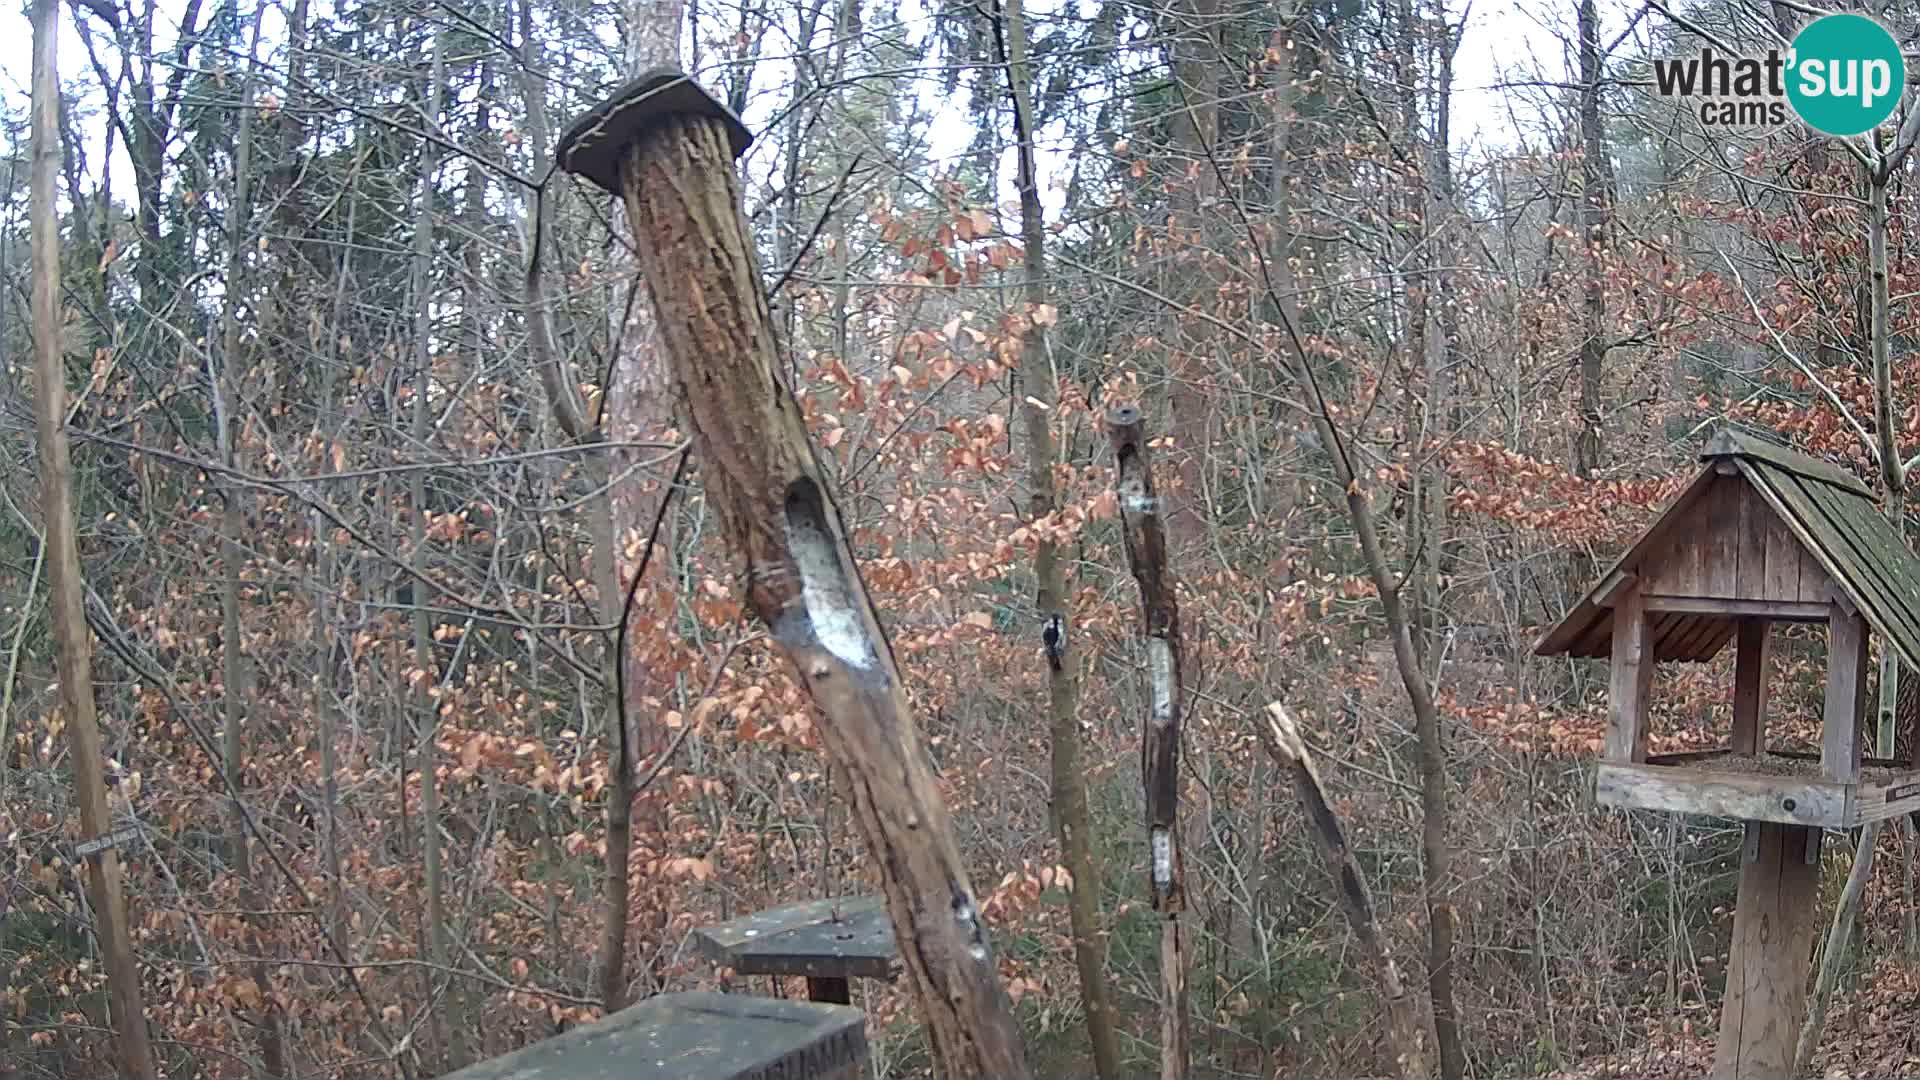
[1259,705,1432,1080]
[1107,404,1184,912]
[1107,404,1192,1080]
[557,73,1031,1080]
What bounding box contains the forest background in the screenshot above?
[5,0,1920,1076]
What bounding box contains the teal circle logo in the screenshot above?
[1786,14,1905,137]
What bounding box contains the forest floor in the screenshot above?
[1547,962,1920,1079]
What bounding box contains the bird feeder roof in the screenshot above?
[1536,429,1920,672]
[556,68,752,196]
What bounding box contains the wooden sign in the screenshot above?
[76,823,141,858]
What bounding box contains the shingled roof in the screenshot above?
[1535,429,1920,672]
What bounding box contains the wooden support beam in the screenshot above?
[1732,618,1770,756]
[1594,569,1637,608]
[1825,605,1869,783]
[1607,589,1655,763]
[1640,596,1830,620]
[1711,823,1820,1080]
[555,72,1032,1080]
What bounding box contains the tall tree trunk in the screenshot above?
[997,3,1121,1076]
[1572,0,1609,481]
[597,0,686,1012]
[30,1,158,1074]
[1163,0,1219,552]
[407,30,462,1070]
[213,14,284,1072]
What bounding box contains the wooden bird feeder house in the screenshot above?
[1537,428,1920,1079]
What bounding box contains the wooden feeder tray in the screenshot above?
[1597,749,1920,828]
[440,990,867,1080]
[694,895,899,1004]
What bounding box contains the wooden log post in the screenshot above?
[554,72,1032,1079]
[1731,618,1769,756]
[1605,588,1653,764]
[1823,606,1868,783]
[1711,822,1820,1080]
[1107,405,1190,1080]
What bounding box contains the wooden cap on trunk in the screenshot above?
[556,68,752,195]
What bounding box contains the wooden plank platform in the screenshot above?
[441,991,868,1080]
[694,896,899,983]
[1597,759,1920,827]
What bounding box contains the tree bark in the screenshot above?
[213,15,284,1072]
[600,0,686,1012]
[1107,406,1191,1080]
[605,108,1033,1078]
[1260,704,1431,1080]
[1572,0,1610,481]
[407,29,462,1069]
[30,1,158,1073]
[993,2,1121,1076]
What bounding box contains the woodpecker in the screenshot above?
[1042,614,1066,672]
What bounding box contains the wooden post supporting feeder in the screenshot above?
[1537,429,1920,1080]
[440,992,868,1080]
[555,71,1033,1079]
[694,895,900,1005]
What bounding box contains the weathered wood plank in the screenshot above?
[1711,823,1821,1080]
[1824,605,1868,783]
[1606,590,1655,763]
[1704,479,1741,598]
[1775,471,1920,672]
[1702,428,1874,497]
[1760,504,1807,603]
[1733,619,1770,756]
[1735,481,1770,599]
[1594,762,1849,827]
[441,991,868,1080]
[1852,771,1920,824]
[1640,597,1828,620]
[694,897,898,982]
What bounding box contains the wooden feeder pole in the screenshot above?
[554,72,1032,1080]
[1107,405,1191,1080]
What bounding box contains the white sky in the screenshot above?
[0,0,1624,218]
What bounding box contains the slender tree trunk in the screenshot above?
[997,3,1121,1075]
[1255,228,1449,1080]
[30,2,157,1074]
[407,30,462,1069]
[213,16,285,1072]
[598,0,686,1011]
[1572,0,1609,481]
[1162,0,1219,552]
